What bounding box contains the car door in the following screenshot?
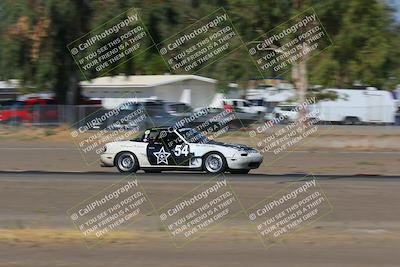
[164,131,192,166]
[146,130,193,166]
[145,130,169,166]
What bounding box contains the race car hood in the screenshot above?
[209,141,256,152]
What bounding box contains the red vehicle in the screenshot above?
[0,98,59,125]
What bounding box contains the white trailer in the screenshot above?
[309,88,396,124]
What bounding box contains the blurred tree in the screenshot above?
[308,0,400,89]
[0,0,399,104]
[0,0,92,104]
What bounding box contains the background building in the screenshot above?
[80,74,217,109]
[0,80,18,101]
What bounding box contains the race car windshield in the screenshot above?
[179,129,210,144]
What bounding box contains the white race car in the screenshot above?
[100,127,263,174]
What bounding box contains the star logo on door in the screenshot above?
[154,147,171,164]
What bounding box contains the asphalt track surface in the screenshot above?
[1,171,400,267]
[1,170,399,181]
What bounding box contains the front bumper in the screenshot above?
[227,152,263,170]
[100,153,115,167]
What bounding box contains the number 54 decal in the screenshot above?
[174,144,189,156]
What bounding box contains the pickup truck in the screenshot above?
[0,99,58,125]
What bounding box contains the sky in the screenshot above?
[387,0,400,20]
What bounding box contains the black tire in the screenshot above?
[115,152,139,173]
[230,169,250,174]
[343,117,360,125]
[203,152,227,174]
[282,117,289,124]
[257,111,266,123]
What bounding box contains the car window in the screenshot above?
[147,107,166,116]
[144,102,164,108]
[28,103,41,111]
[163,132,184,148]
[170,104,192,113]
[248,99,263,106]
[119,103,137,111]
[210,108,223,113]
[179,129,210,144]
[0,101,15,110]
[279,106,295,111]
[142,130,160,142]
[150,130,183,147]
[11,102,24,109]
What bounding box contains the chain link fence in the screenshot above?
[0,104,102,127]
[0,103,399,128]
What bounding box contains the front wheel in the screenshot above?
[203,152,226,174]
[115,152,139,173]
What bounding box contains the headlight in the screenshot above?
[242,148,258,154]
[99,145,107,153]
[237,147,257,153]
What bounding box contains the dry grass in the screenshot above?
[0,125,72,141]
[0,226,398,247]
[1,125,400,152]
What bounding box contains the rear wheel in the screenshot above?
[343,116,360,125]
[115,152,139,173]
[203,152,226,174]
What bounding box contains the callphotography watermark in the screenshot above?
[157,8,243,73]
[247,7,332,78]
[70,96,151,165]
[67,176,154,247]
[157,176,244,247]
[249,97,332,165]
[68,8,152,80]
[247,176,333,250]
